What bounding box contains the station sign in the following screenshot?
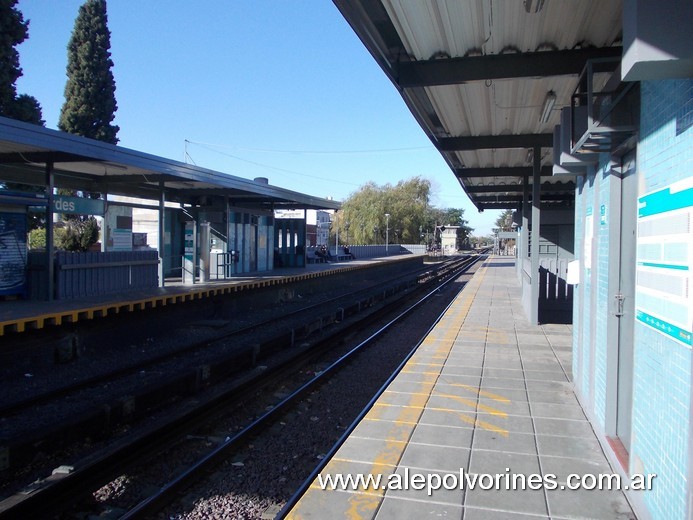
[52,195,105,216]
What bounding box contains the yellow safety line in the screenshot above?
[288,261,491,519]
[1,259,421,336]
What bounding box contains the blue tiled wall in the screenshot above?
[573,176,586,396]
[572,78,692,520]
[630,78,692,520]
[593,164,612,428]
[573,164,610,430]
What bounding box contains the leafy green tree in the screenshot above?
[337,177,431,245]
[334,176,472,248]
[494,208,516,254]
[494,209,515,231]
[55,217,100,252]
[59,0,119,144]
[27,227,46,250]
[0,0,44,124]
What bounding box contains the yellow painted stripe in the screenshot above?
[434,392,508,417]
[440,382,512,403]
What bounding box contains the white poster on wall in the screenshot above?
[584,207,593,270]
[635,177,693,348]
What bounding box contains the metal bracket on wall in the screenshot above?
[614,293,625,317]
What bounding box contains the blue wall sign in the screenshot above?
[52,195,105,216]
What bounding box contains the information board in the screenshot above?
[635,178,693,347]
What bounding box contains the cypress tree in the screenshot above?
[0,0,27,116]
[0,0,43,124]
[59,0,119,144]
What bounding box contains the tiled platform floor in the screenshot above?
[286,257,635,519]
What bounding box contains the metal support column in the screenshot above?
[158,181,165,287]
[45,161,54,301]
[530,146,542,324]
[519,171,530,280]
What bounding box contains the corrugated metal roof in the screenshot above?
[334,0,624,210]
[0,116,340,211]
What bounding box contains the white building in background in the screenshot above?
[440,225,460,254]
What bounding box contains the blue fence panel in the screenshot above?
[45,250,159,300]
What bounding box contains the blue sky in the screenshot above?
[15,0,500,235]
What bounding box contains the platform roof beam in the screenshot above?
[395,47,624,87]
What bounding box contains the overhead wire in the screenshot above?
[187,142,362,187]
[184,139,434,155]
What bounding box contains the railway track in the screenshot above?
[0,258,455,477]
[1,257,461,418]
[0,254,483,518]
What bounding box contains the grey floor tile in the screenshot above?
[418,407,479,429]
[531,402,587,421]
[438,372,485,385]
[368,403,425,423]
[522,369,570,382]
[540,455,615,483]
[399,442,471,473]
[477,396,531,417]
[473,429,538,455]
[482,358,524,370]
[525,380,575,392]
[385,379,435,394]
[464,482,548,516]
[436,364,484,377]
[335,436,409,465]
[464,507,549,519]
[533,418,596,438]
[350,418,417,442]
[521,360,565,371]
[481,376,529,390]
[482,367,525,379]
[476,411,536,435]
[426,394,479,414]
[469,386,529,403]
[546,485,635,519]
[375,495,463,518]
[408,422,474,449]
[527,389,579,405]
[536,434,606,461]
[375,390,423,406]
[468,449,541,475]
[464,451,548,516]
[382,467,466,506]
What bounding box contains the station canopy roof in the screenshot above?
[0,116,340,211]
[333,0,624,211]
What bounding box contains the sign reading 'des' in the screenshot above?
[52,195,105,216]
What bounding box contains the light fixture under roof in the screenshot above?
[539,91,557,124]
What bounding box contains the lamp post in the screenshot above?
[385,213,390,255]
[333,218,339,256]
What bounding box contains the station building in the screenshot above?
[0,116,339,300]
[334,0,692,518]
